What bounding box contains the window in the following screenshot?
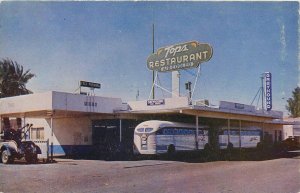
[230,130,238,135]
[198,130,204,135]
[145,128,153,133]
[30,127,44,140]
[136,128,144,132]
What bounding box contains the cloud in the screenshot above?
[278,20,288,97]
[280,24,287,62]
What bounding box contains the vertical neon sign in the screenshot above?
[265,72,272,111]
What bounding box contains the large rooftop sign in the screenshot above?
[147,41,213,72]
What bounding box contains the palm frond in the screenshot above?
[0,58,35,98]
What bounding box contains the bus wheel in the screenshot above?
[167,144,175,154]
[227,143,233,150]
[224,143,234,160]
[204,143,211,152]
[256,142,263,150]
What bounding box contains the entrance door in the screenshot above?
[92,120,120,155]
[92,119,141,158]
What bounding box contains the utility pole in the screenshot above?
[152,23,155,99]
[136,89,139,101]
[261,74,264,112]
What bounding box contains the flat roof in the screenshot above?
[0,91,126,118]
[0,91,286,124]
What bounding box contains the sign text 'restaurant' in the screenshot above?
[147,41,213,72]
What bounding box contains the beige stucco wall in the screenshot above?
[26,117,93,146]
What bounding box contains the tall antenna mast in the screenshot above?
[250,73,267,113]
[152,23,155,99]
[261,74,264,112]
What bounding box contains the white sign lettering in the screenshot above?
[164,44,189,58]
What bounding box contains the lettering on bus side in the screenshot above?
[156,127,197,135]
[222,130,261,136]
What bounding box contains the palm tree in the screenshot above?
[0,58,35,98]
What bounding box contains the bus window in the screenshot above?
[136,128,144,132]
[230,130,239,135]
[145,128,153,133]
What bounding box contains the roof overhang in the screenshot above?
[0,109,116,119]
[125,105,284,123]
[1,92,286,125]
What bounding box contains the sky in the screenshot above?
[0,1,298,115]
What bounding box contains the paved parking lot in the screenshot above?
[1,156,300,193]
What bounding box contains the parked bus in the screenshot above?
[133,120,209,155]
[133,120,263,155]
[218,127,261,149]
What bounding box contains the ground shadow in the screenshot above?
[1,158,57,165]
[55,148,300,163]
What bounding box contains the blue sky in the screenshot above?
[0,1,298,114]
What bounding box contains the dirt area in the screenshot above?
[1,155,300,193]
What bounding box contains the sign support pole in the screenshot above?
[196,116,199,150]
[148,72,158,100]
[152,23,155,99]
[172,71,180,98]
[261,75,264,113]
[191,65,202,101]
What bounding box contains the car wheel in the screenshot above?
[227,143,234,150]
[167,144,175,154]
[2,150,13,164]
[204,143,211,152]
[25,153,38,164]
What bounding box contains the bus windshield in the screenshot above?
[145,128,153,132]
[136,128,144,132]
[136,128,153,133]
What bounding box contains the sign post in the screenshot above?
[79,81,101,95]
[147,41,213,72]
[146,40,213,102]
[80,81,101,89]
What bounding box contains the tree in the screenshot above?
[0,58,35,98]
[286,87,300,117]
